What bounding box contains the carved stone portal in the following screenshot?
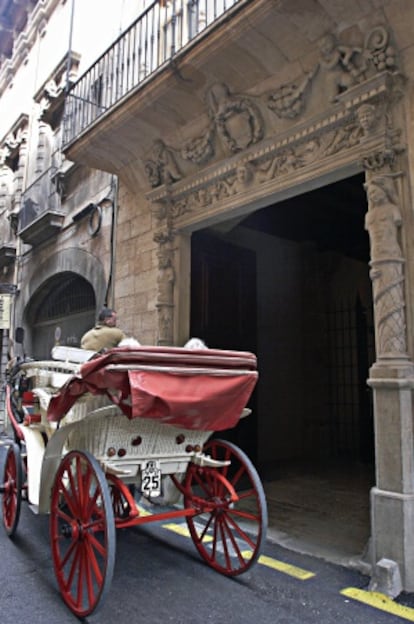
[144,25,400,191]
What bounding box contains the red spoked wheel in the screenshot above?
[1,442,23,537]
[184,439,267,576]
[107,475,138,522]
[50,450,116,618]
[109,483,132,520]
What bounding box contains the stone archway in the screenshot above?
[16,248,107,357]
[26,272,96,359]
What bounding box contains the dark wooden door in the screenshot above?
[190,231,258,460]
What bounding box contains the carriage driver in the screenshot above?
[80,307,126,352]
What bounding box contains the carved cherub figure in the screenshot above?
[318,33,367,100]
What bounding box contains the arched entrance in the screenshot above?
[26,272,96,359]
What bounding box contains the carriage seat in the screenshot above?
[51,345,96,364]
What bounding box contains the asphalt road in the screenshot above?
[2,442,414,623]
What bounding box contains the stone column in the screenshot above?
[364,169,414,592]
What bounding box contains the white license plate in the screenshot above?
[141,459,162,497]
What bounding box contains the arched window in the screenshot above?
[33,274,95,322]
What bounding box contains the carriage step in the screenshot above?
[191,454,231,468]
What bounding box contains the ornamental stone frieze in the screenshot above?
[146,72,404,228]
[144,25,402,193]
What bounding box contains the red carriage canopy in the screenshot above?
[47,346,258,431]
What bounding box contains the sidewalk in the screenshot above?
[262,460,373,572]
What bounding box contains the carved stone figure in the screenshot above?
[145,139,182,188]
[325,103,380,156]
[258,148,303,181]
[318,33,367,100]
[145,161,161,188]
[154,234,176,345]
[197,186,212,207]
[364,174,407,359]
[365,175,402,260]
[157,304,174,345]
[356,103,378,136]
[157,247,175,306]
[229,161,255,194]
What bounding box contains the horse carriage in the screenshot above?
[1,343,267,617]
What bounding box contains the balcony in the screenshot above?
[0,242,16,268]
[62,0,250,180]
[18,167,65,246]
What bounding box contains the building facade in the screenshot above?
[2,0,414,593]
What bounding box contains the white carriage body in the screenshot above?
[15,346,254,513]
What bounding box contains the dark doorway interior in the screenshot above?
[190,232,258,460]
[190,173,375,470]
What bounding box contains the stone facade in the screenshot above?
[3,0,414,594]
[71,1,414,592]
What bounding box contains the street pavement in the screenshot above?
[1,505,414,622]
[1,442,414,623]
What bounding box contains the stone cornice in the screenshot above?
[0,112,29,146]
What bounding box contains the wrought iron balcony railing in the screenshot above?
[63,0,241,146]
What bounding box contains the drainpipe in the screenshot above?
[105,175,119,308]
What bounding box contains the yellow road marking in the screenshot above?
[136,504,152,517]
[341,588,414,621]
[242,551,315,580]
[162,522,213,541]
[136,515,314,580]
